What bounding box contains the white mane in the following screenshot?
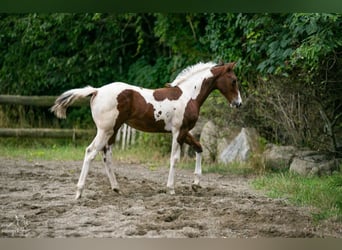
[170,62,216,87]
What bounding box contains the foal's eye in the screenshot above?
[232,79,237,85]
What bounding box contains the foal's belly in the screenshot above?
[125,119,170,133]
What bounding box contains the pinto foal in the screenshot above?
[51,61,242,199]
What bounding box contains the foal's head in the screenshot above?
[211,62,242,108]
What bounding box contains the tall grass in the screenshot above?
[252,171,342,221]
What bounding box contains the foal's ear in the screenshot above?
[210,66,223,76]
[225,62,236,72]
[211,61,236,76]
[211,62,226,76]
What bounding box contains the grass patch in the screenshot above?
[0,137,169,165]
[0,138,87,161]
[1,138,258,176]
[112,145,168,167]
[252,171,342,221]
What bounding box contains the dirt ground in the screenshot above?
[0,156,341,238]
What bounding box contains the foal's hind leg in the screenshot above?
[167,130,181,195]
[101,144,120,193]
[75,129,112,199]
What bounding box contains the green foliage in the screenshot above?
[0,13,135,95]
[289,13,342,75]
[201,13,342,82]
[127,57,173,88]
[154,13,209,60]
[1,13,340,93]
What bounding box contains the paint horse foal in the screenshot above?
[51,62,242,199]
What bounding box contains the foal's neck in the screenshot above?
[194,77,216,107]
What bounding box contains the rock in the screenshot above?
[217,137,229,158]
[218,127,260,164]
[200,120,219,162]
[290,155,338,176]
[216,127,242,158]
[263,144,297,170]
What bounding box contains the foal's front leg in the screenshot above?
[193,152,202,187]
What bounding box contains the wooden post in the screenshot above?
[131,128,136,146]
[0,128,95,138]
[0,95,89,107]
[126,126,131,148]
[121,124,127,150]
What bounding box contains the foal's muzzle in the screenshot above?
[231,92,242,108]
[234,102,242,108]
[231,101,242,108]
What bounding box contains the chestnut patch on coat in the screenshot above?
[116,89,168,133]
[183,99,200,131]
[153,87,182,101]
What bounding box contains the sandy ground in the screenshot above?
[0,157,341,238]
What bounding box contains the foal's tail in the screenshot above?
[50,86,97,119]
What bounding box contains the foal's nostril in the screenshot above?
[230,102,242,108]
[232,101,242,108]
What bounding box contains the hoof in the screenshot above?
[112,187,120,194]
[168,188,176,195]
[191,183,202,192]
[75,190,82,200]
